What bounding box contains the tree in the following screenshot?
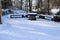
[50,0,60,8]
[29,0,32,12]
[0,0,2,24]
[56,0,60,7]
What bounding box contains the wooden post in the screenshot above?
[0,0,2,24]
[48,0,50,14]
[29,0,31,12]
[37,0,39,12]
[38,0,42,13]
[21,0,22,10]
[41,0,43,9]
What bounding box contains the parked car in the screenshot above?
[52,11,60,22]
[2,9,14,16]
[38,8,60,22]
[2,9,9,15]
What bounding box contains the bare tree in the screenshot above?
[0,0,2,24]
[29,0,32,12]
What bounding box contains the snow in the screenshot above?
[50,8,60,14]
[28,13,37,15]
[12,10,27,16]
[0,10,60,40]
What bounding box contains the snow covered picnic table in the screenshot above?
[28,13,37,20]
[13,10,27,16]
[9,10,28,18]
[0,14,60,40]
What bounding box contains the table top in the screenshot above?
[28,13,37,15]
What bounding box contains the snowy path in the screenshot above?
[0,15,60,40]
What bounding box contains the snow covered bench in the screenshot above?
[38,14,54,20]
[39,14,45,19]
[45,15,54,20]
[10,15,25,18]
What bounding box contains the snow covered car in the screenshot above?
[50,8,60,21]
[2,9,13,15]
[52,12,60,21]
[2,9,9,15]
[38,8,60,22]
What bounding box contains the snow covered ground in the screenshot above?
[0,13,60,40]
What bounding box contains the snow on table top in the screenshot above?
[28,13,37,15]
[0,14,60,40]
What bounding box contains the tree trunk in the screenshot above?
[29,0,31,12]
[21,0,22,10]
[0,0,2,24]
